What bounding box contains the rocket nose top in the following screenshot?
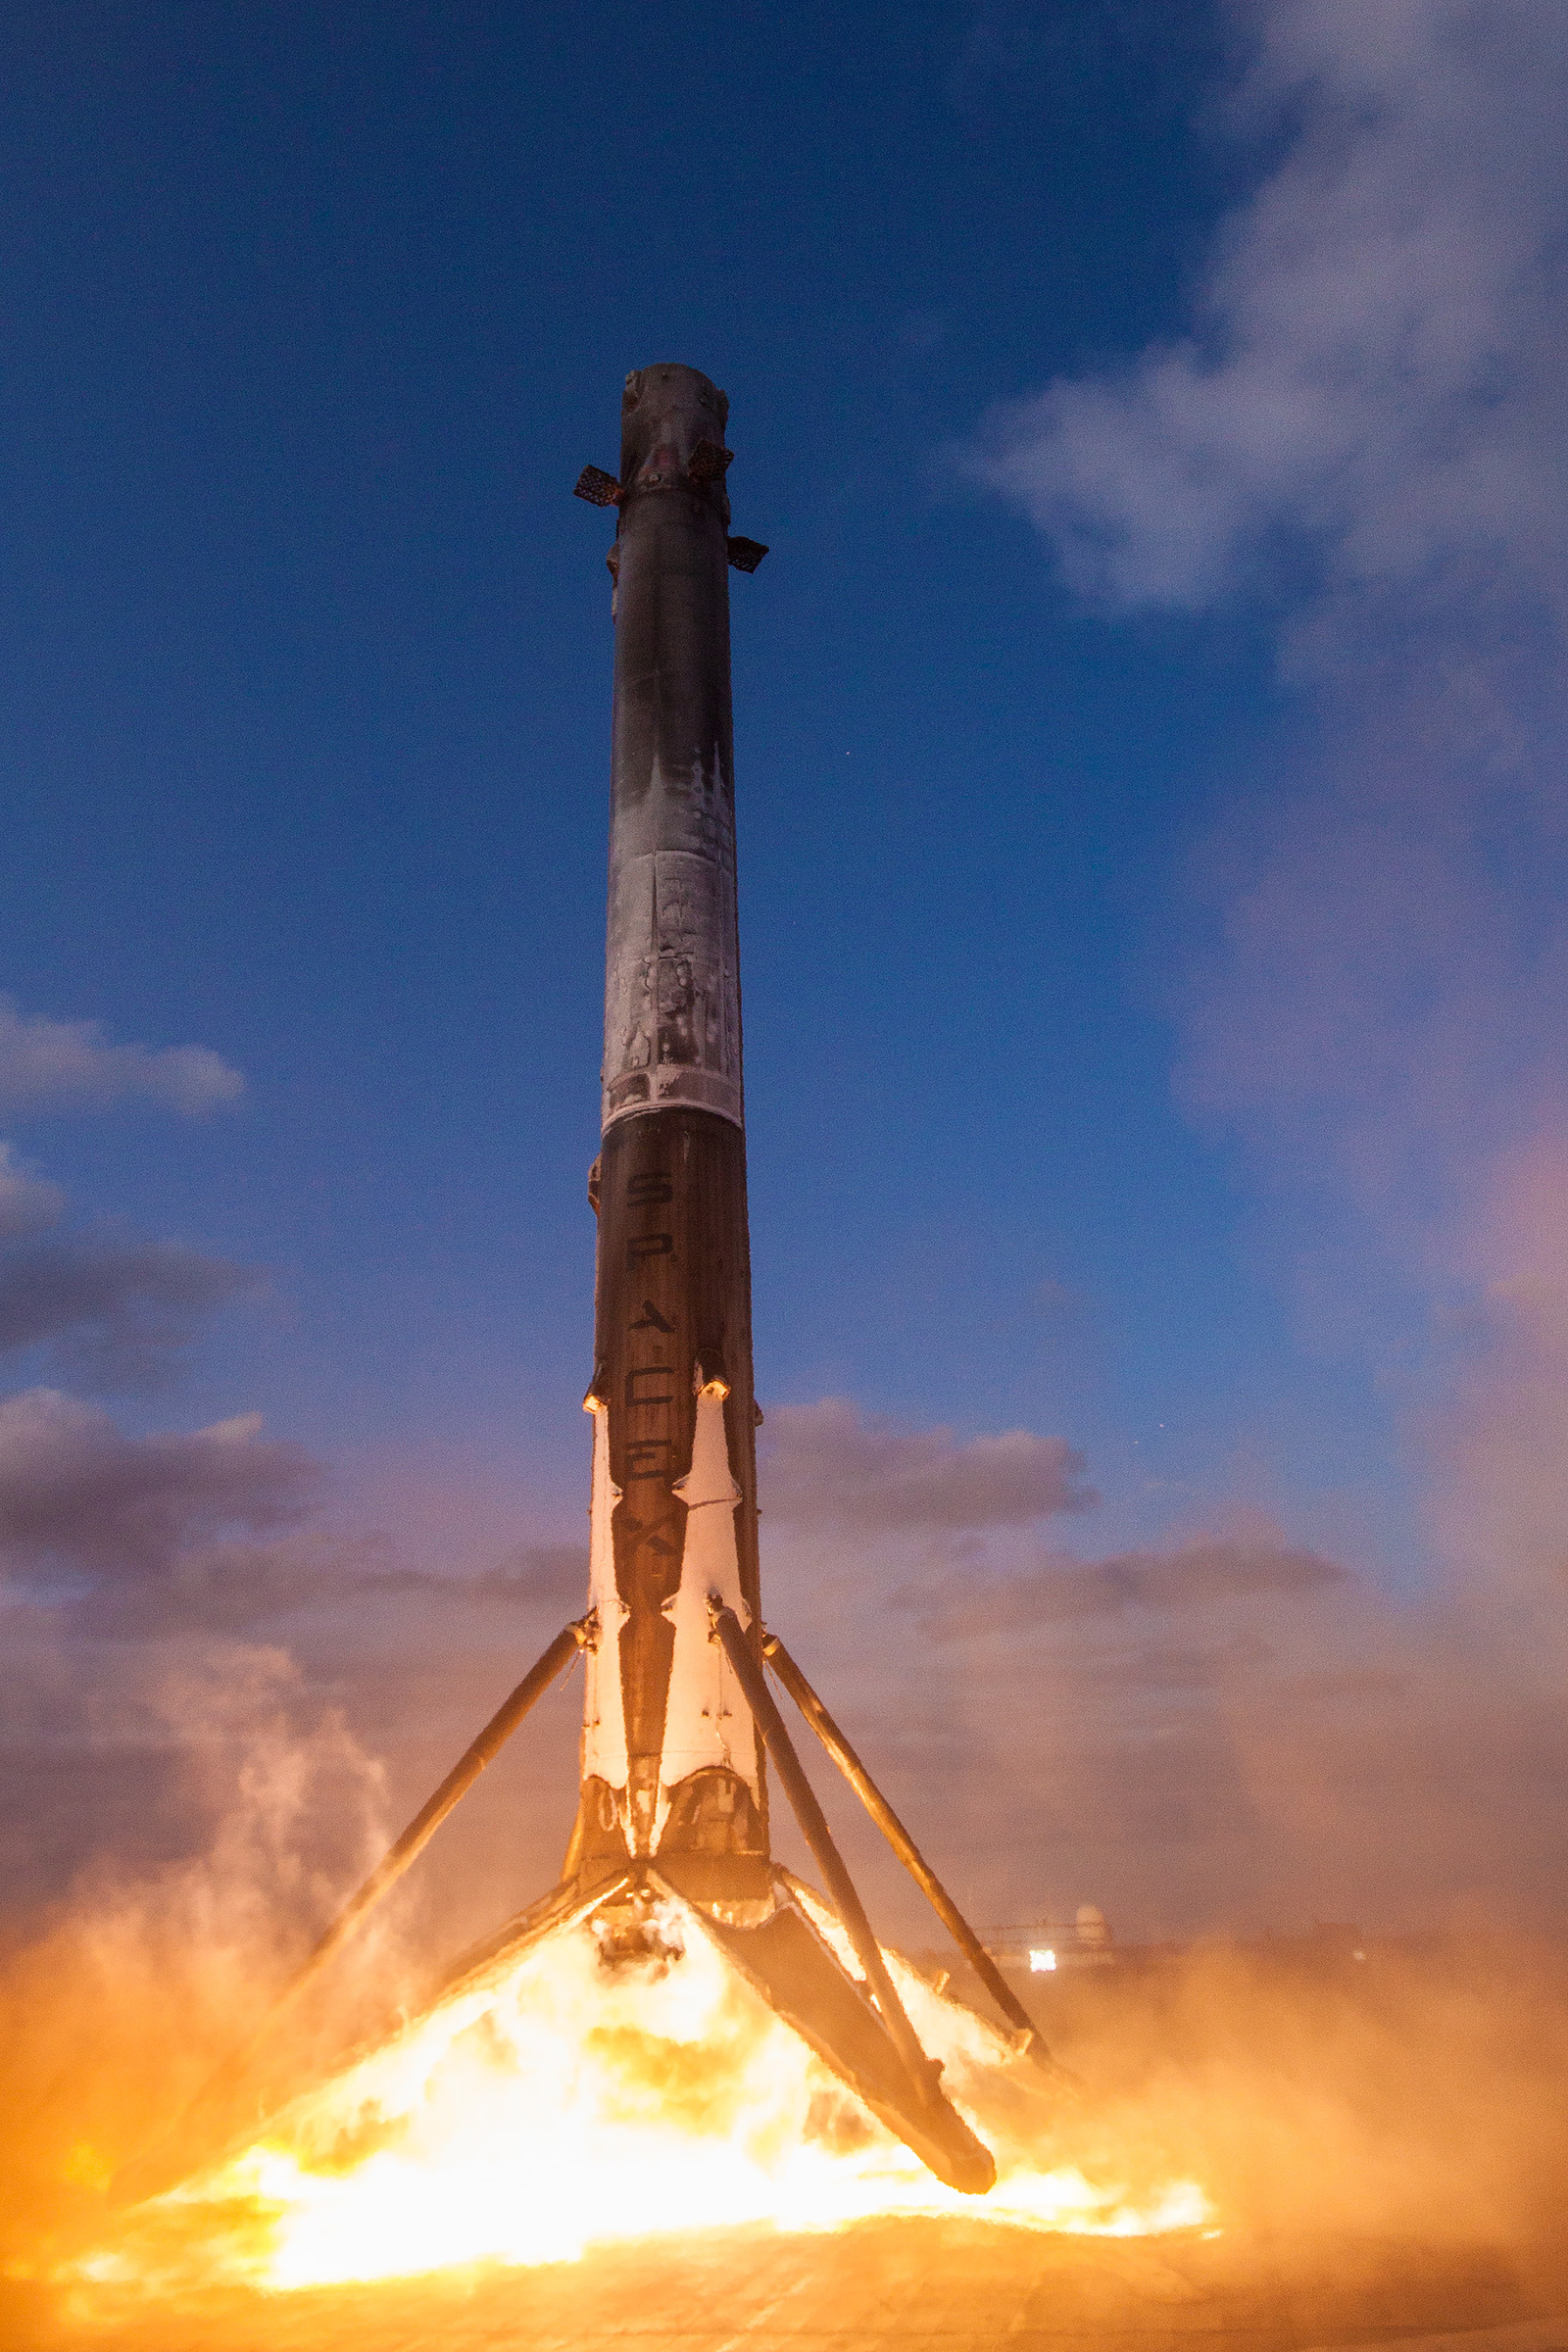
[620,364,730,489]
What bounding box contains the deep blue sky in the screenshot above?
[0,0,1373,1543]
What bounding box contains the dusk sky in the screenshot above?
[3,0,1566,1951]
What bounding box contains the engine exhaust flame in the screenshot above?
[75,1901,1208,2296]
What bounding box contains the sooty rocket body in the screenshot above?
[568,363,769,1913]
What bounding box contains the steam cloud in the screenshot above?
[0,1645,406,2281]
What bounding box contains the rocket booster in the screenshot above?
[569,364,770,1910]
[557,370,1005,2197]
[152,365,1024,2208]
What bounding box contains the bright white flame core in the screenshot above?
[107,1900,1209,2292]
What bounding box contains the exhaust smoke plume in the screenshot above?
[0,1648,401,2280]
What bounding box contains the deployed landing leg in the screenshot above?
[706,1600,997,2192]
[708,1601,944,2106]
[127,1602,1063,2207]
[758,1627,1062,2080]
[417,1597,1001,2196]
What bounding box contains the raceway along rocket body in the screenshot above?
[566,363,769,1910]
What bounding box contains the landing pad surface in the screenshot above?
[10,2219,1568,2352]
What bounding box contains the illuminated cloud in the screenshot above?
[467,1543,589,1605]
[760,1396,1094,1532]
[0,1144,64,1239]
[966,2,1568,1610]
[905,1530,1348,1642]
[0,1390,317,1580]
[0,995,244,1119]
[967,2,1568,616]
[0,1234,260,1393]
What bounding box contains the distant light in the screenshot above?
[1353,1949,1366,1961]
[1029,1948,1057,1973]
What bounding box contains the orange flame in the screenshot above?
[79,1900,1209,2294]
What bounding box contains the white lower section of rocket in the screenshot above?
[581,1386,759,1852]
[580,1401,628,1797]
[657,1387,760,1841]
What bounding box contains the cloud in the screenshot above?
[927,0,1568,1942]
[468,1543,589,1606]
[222,1539,592,1627]
[0,1234,261,1393]
[963,2,1568,1612]
[0,1150,262,1391]
[904,1527,1348,1642]
[760,1488,1568,1939]
[759,1396,1094,1531]
[0,997,244,1119]
[54,1532,382,1635]
[0,1145,64,1240]
[967,2,1568,616]
[0,1390,318,1581]
[3,1515,589,1639]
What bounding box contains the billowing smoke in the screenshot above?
[0,1647,399,2275]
